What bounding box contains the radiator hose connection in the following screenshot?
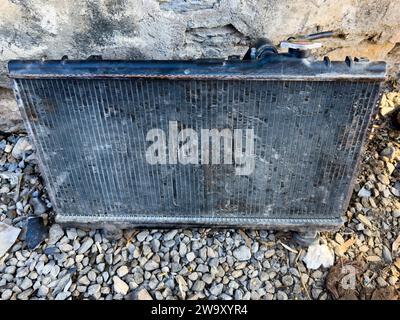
[244,31,336,60]
[281,30,336,58]
[242,38,278,61]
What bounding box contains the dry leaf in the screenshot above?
[239,230,252,248]
[260,241,275,248]
[392,234,400,253]
[335,233,345,244]
[278,240,298,254]
[365,255,381,262]
[326,259,362,300]
[357,214,372,228]
[371,287,399,300]
[335,237,356,256]
[394,258,400,270]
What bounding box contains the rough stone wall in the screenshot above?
[0,0,399,132]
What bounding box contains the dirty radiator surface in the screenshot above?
[11,76,381,228]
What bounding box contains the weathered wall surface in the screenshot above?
[0,0,399,132]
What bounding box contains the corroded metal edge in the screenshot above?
[339,84,384,224]
[7,73,386,81]
[8,58,387,81]
[55,214,343,232]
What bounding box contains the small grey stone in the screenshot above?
[2,274,13,282]
[142,244,152,256]
[233,245,251,261]
[381,146,396,160]
[277,291,288,300]
[48,224,64,245]
[179,242,187,256]
[151,239,160,252]
[136,288,153,300]
[20,277,33,290]
[358,187,371,198]
[163,278,174,290]
[155,291,163,300]
[312,288,322,299]
[163,230,178,241]
[382,245,392,263]
[94,231,102,243]
[234,289,243,300]
[144,260,159,271]
[77,285,87,293]
[202,273,214,284]
[66,228,78,240]
[136,231,149,242]
[4,266,16,274]
[186,252,196,262]
[148,278,159,290]
[251,242,259,253]
[265,249,275,258]
[102,272,110,282]
[12,137,33,159]
[192,280,205,292]
[282,275,294,286]
[54,252,67,264]
[243,292,251,300]
[208,257,219,268]
[192,241,202,251]
[105,253,113,265]
[87,270,97,282]
[88,284,101,296]
[199,247,207,261]
[58,243,73,252]
[188,272,198,281]
[113,276,129,295]
[133,273,144,285]
[55,291,70,300]
[196,264,209,273]
[53,274,71,295]
[164,240,175,248]
[311,270,323,279]
[264,281,275,294]
[97,263,105,272]
[17,289,33,300]
[37,285,49,297]
[117,265,129,277]
[220,293,232,300]
[209,283,223,296]
[78,276,90,286]
[30,197,48,215]
[248,277,262,291]
[78,238,94,254]
[16,267,29,278]
[1,289,13,300]
[44,246,59,255]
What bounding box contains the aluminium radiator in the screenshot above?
[8,49,386,230]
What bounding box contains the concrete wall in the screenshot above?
[1,0,399,132]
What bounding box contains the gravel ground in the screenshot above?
[0,92,399,300]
